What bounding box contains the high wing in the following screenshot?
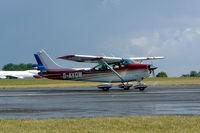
[130,56,165,62]
[57,55,122,63]
[58,54,164,63]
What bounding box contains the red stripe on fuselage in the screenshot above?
[126,63,150,70]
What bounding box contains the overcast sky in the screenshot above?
[0,0,200,77]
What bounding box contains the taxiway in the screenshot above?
[0,86,200,119]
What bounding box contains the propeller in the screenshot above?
[149,64,158,78]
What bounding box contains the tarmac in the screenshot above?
[0,86,200,119]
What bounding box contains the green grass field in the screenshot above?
[0,77,200,89]
[0,116,200,133]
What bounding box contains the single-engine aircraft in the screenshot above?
[34,49,164,91]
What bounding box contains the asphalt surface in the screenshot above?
[0,86,200,119]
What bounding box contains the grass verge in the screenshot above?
[0,116,200,133]
[0,77,200,89]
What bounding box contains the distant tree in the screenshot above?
[2,63,35,71]
[190,71,198,77]
[181,74,190,77]
[2,63,15,71]
[156,72,168,77]
[181,70,200,77]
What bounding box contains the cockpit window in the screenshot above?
[93,63,120,71]
[109,64,120,69]
[94,64,107,71]
[93,59,134,71]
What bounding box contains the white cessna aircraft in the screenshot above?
[34,50,164,91]
[0,70,41,79]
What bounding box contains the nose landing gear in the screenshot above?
[134,82,147,91]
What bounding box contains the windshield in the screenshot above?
[120,59,134,66]
[93,64,107,71]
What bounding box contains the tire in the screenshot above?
[139,88,145,91]
[124,87,130,90]
[102,88,109,91]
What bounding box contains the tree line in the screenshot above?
[2,63,35,71]
[156,71,200,78]
[181,70,200,77]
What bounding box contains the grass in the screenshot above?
[144,77,200,86]
[0,79,100,89]
[0,116,200,133]
[0,77,200,89]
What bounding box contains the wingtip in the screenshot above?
[57,55,75,59]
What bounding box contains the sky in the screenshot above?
[0,0,200,77]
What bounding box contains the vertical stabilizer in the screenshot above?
[35,49,70,71]
[33,54,45,71]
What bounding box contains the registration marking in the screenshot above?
[63,72,82,79]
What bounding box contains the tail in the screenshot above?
[33,54,45,71]
[34,49,72,71]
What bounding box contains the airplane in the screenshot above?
[34,49,164,91]
[0,70,41,79]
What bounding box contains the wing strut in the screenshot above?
[100,59,125,84]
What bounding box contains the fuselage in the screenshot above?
[0,70,40,79]
[40,62,151,82]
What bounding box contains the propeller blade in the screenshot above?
[149,64,157,78]
[152,70,156,78]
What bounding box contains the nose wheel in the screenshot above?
[134,82,147,91]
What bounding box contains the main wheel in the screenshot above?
[124,86,130,90]
[102,88,110,91]
[139,88,145,91]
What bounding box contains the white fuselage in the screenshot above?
[0,70,39,79]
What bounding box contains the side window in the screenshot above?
[94,64,107,71]
[108,63,120,69]
[120,63,125,67]
[113,64,119,69]
[94,62,124,71]
[108,64,114,69]
[120,61,125,67]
